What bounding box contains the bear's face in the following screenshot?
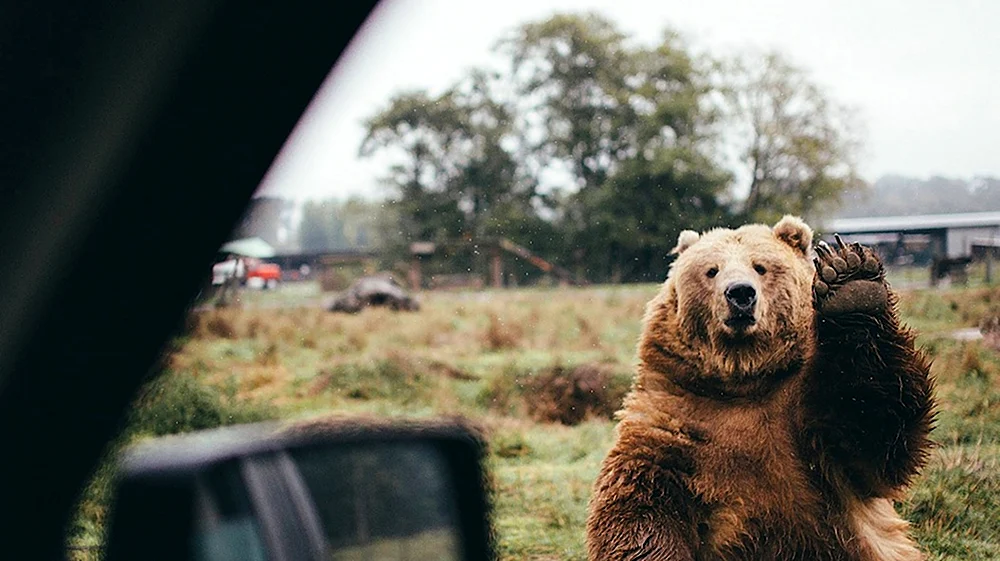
[663,216,816,378]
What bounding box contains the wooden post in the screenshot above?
[929,231,945,288]
[986,251,993,285]
[491,246,503,288]
[409,256,421,292]
[408,242,435,291]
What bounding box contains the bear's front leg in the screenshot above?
[587,435,699,561]
[804,236,935,497]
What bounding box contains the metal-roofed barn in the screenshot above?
[823,211,1000,285]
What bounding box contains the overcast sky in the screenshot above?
[255,0,1000,202]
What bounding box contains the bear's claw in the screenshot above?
[813,235,887,315]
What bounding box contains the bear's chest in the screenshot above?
[685,392,827,552]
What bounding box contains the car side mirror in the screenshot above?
[103,418,492,561]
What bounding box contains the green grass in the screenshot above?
[489,421,616,560]
[903,444,1000,559]
[70,282,1000,560]
[886,263,1000,290]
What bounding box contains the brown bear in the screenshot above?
[586,216,935,561]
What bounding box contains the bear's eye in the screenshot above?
[753,263,767,275]
[706,267,719,278]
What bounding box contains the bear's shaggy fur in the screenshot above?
[586,216,935,561]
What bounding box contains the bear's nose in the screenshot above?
[725,282,757,311]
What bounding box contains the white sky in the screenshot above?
[256,0,1000,202]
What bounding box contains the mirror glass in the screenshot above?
[289,442,462,561]
[191,440,464,561]
[193,465,269,561]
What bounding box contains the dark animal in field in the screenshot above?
[328,275,420,313]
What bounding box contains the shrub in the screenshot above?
[491,430,533,459]
[68,369,277,559]
[308,357,433,405]
[980,313,1000,352]
[483,314,522,351]
[204,312,237,339]
[129,370,276,437]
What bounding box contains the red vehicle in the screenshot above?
[247,262,281,289]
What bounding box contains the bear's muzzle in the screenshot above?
[724,281,757,330]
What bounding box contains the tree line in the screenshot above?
[328,13,865,283]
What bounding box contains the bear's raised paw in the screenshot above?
[813,234,887,316]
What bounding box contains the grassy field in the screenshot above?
[70,282,1000,560]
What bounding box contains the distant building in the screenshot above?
[825,211,1000,285]
[826,211,1000,260]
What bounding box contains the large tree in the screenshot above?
[499,15,728,280]
[498,16,718,187]
[576,146,730,282]
[360,73,534,243]
[720,52,866,223]
[497,13,634,192]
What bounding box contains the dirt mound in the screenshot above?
[981,314,1000,351]
[524,363,631,425]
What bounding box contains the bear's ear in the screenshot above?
[671,230,700,255]
[772,215,813,256]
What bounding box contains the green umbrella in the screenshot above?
[219,237,276,258]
